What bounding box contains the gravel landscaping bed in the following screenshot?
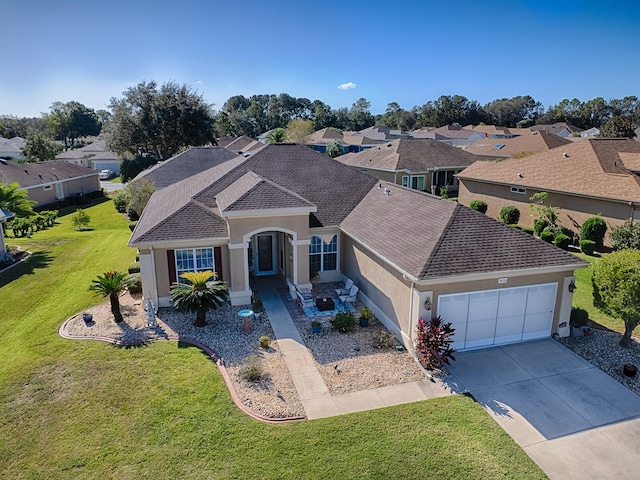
[558,328,640,395]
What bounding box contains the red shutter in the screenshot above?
[167,250,176,284]
[214,247,223,281]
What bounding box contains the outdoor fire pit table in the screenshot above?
[238,309,254,334]
[316,297,335,312]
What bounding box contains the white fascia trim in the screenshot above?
[455,177,640,206]
[128,237,229,249]
[340,228,418,283]
[21,173,99,190]
[415,263,588,287]
[228,241,248,249]
[221,207,316,218]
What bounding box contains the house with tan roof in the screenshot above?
[56,138,121,173]
[530,123,582,138]
[457,138,640,237]
[130,143,586,352]
[337,138,479,194]
[305,128,385,154]
[0,159,100,207]
[465,131,571,158]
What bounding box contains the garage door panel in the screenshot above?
[466,291,499,348]
[437,294,469,350]
[525,284,556,314]
[495,315,525,344]
[497,287,527,318]
[523,312,554,340]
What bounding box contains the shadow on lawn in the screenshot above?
[0,251,53,288]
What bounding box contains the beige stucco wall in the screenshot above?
[227,214,310,243]
[459,180,635,242]
[25,176,100,206]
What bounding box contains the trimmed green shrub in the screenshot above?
[579,239,596,255]
[499,205,520,224]
[540,231,554,243]
[533,218,549,236]
[521,227,534,235]
[128,262,140,274]
[610,221,640,250]
[469,200,488,214]
[554,234,571,250]
[127,273,142,294]
[570,306,589,327]
[113,190,130,213]
[580,216,607,250]
[331,311,356,333]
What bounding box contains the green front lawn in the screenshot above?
[571,252,640,335]
[0,200,545,479]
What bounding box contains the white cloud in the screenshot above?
[337,82,356,90]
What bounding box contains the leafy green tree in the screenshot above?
[529,192,559,226]
[107,80,215,160]
[600,115,636,138]
[325,140,344,158]
[89,271,134,323]
[119,154,158,182]
[483,96,542,127]
[285,119,314,144]
[0,182,36,217]
[347,98,375,131]
[70,209,91,230]
[126,179,156,219]
[170,271,229,327]
[21,131,63,161]
[45,101,102,148]
[610,221,640,251]
[379,102,417,130]
[266,128,287,143]
[592,250,640,347]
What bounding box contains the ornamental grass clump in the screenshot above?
[415,316,456,369]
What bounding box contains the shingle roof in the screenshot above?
[465,131,571,157]
[341,182,586,280]
[458,138,640,202]
[337,138,479,171]
[0,159,97,187]
[531,123,582,135]
[133,147,240,188]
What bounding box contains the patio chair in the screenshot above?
[335,278,354,296]
[297,290,315,309]
[339,284,359,304]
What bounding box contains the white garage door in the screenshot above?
[437,283,557,351]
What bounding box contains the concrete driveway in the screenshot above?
[444,339,640,479]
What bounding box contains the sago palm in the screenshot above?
[170,271,229,327]
[89,271,134,323]
[0,182,36,217]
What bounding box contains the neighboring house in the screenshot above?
[430,125,484,147]
[129,143,585,353]
[306,128,385,154]
[358,126,413,141]
[530,123,582,138]
[337,138,478,194]
[580,127,600,138]
[465,131,571,159]
[56,139,121,173]
[133,147,240,189]
[0,137,25,160]
[217,136,264,156]
[457,138,640,236]
[0,159,100,207]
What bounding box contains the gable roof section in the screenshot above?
[133,147,240,188]
[465,131,571,157]
[0,159,97,187]
[193,143,376,227]
[458,138,640,202]
[341,182,585,280]
[337,138,479,171]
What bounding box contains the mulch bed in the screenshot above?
[0,246,30,273]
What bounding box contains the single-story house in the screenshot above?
[530,123,582,138]
[306,128,385,154]
[133,147,240,189]
[0,159,100,207]
[56,139,122,174]
[465,131,571,159]
[457,138,640,236]
[336,138,479,194]
[0,137,25,160]
[217,136,264,156]
[130,143,586,352]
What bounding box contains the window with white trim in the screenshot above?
[510,186,527,194]
[309,235,337,273]
[175,247,214,282]
[401,175,409,187]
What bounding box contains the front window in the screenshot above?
[309,235,338,273]
[175,247,214,282]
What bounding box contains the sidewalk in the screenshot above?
[257,281,451,419]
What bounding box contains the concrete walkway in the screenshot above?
[257,281,451,419]
[445,340,640,480]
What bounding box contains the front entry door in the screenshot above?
[254,233,276,276]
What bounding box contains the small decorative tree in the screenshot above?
[529,192,559,227]
[266,128,287,143]
[170,271,229,327]
[592,249,640,348]
[89,271,134,323]
[325,140,344,158]
[71,209,91,231]
[580,216,607,251]
[415,316,456,369]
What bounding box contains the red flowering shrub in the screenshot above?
[415,316,456,369]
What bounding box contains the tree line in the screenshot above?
[2,80,638,165]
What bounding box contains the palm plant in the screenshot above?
[89,271,134,323]
[0,182,36,217]
[170,271,229,327]
[266,128,287,143]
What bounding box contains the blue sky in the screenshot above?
[2,0,639,118]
